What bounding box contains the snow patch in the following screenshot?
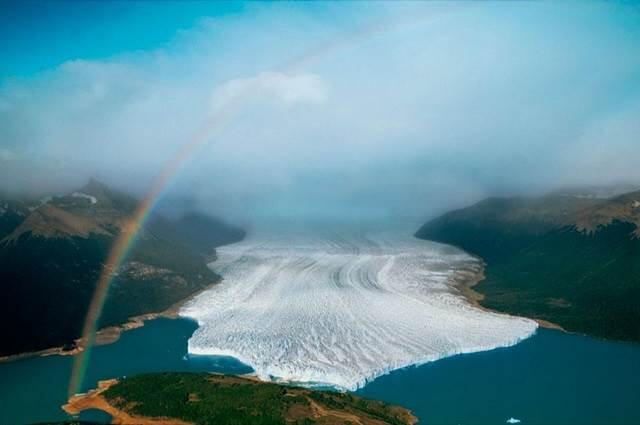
[28,196,52,212]
[71,192,97,205]
[181,231,537,390]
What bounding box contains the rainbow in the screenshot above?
[67,10,449,397]
[67,90,248,397]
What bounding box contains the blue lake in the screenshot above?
[1,318,639,425]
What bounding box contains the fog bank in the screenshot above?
[1,2,639,224]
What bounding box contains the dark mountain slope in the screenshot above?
[148,212,245,259]
[0,199,31,239]
[0,181,244,356]
[416,189,640,342]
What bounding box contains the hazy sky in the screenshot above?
[1,1,639,223]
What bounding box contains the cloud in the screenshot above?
[0,148,14,161]
[213,72,327,111]
[1,2,639,221]
[557,100,640,185]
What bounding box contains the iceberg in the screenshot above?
[181,230,537,390]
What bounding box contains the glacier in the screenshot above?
[180,229,538,390]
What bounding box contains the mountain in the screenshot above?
[415,188,640,342]
[0,180,245,357]
[0,198,31,240]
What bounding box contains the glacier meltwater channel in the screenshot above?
[180,230,537,390]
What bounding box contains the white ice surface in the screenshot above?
[180,229,537,390]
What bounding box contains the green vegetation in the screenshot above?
[0,227,217,356]
[479,222,640,341]
[306,391,413,425]
[416,192,640,342]
[0,199,30,239]
[0,181,244,356]
[101,372,415,425]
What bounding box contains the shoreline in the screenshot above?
[63,374,418,425]
[0,280,217,364]
[63,378,192,425]
[0,245,564,365]
[450,257,565,332]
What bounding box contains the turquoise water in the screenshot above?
[1,318,640,425]
[0,318,251,424]
[357,329,640,425]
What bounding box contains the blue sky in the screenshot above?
[0,1,245,78]
[1,1,639,221]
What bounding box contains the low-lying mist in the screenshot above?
[1,2,639,227]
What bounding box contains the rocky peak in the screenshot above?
[568,190,640,237]
[79,178,112,202]
[2,203,111,243]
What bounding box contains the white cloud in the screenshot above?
[0,148,15,161]
[0,2,639,220]
[213,72,328,111]
[557,101,640,185]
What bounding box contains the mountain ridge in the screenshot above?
[415,187,640,342]
[0,180,245,357]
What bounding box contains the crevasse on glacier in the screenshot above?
[180,231,537,390]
